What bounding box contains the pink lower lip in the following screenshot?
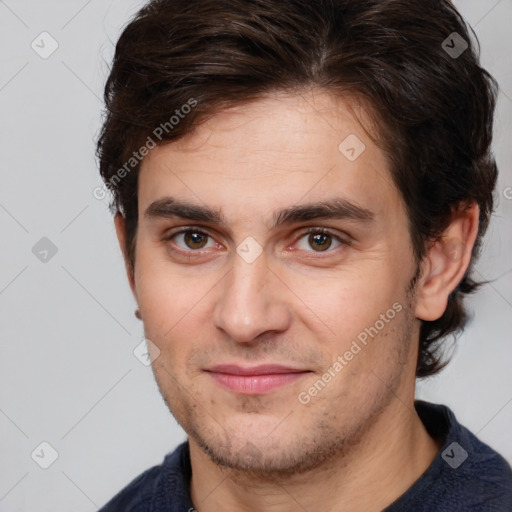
[208,371,309,394]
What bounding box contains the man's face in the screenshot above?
[128,90,421,473]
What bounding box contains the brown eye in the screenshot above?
[296,229,346,253]
[167,230,215,251]
[308,232,332,251]
[183,231,209,250]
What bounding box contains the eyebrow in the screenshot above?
[144,196,375,229]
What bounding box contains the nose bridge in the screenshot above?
[213,249,289,343]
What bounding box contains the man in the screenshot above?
[96,0,512,510]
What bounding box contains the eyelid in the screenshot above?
[162,226,351,255]
[294,227,351,250]
[163,227,217,253]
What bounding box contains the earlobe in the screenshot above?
[114,213,138,302]
[414,203,480,322]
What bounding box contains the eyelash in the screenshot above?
[162,227,350,258]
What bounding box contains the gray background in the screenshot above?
[0,0,511,510]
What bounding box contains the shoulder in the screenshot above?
[451,414,512,509]
[97,463,162,512]
[387,401,512,511]
[97,441,191,512]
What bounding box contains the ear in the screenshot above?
[414,202,480,321]
[114,213,138,303]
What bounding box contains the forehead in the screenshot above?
[138,90,403,228]
[159,90,376,161]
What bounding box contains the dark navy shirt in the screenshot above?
[98,401,512,511]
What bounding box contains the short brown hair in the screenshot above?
[96,0,499,377]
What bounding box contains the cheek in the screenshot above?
[291,265,402,340]
[134,255,222,369]
[328,306,413,403]
[135,244,204,319]
[294,269,412,395]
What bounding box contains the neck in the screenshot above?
[189,394,440,512]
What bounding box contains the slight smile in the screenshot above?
[205,364,313,395]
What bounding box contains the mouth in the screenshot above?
[204,364,313,395]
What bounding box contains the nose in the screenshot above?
[212,250,292,344]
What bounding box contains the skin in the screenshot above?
[114,89,479,511]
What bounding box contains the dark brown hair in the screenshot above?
[96,0,499,377]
